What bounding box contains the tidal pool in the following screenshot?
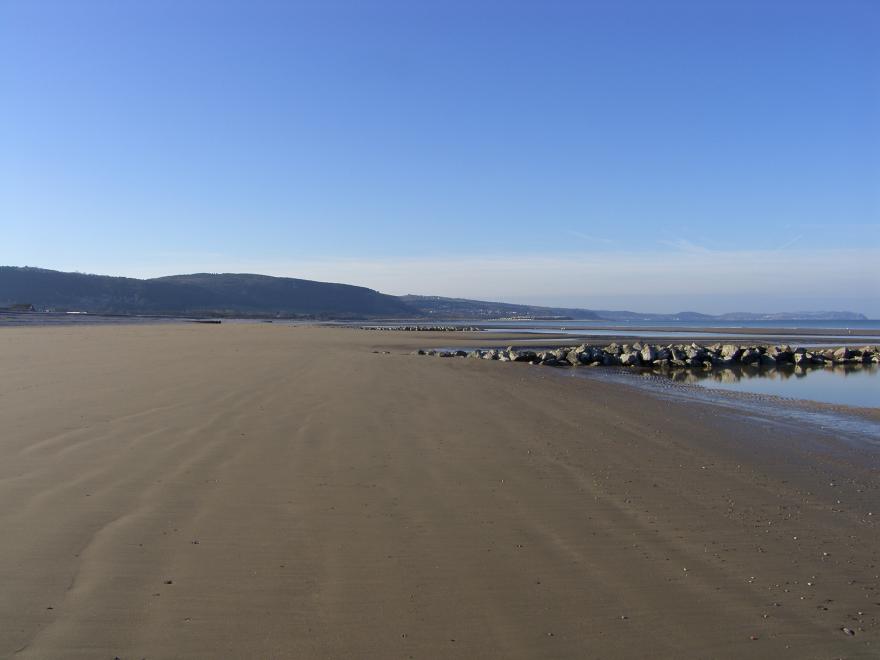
[663,363,879,408]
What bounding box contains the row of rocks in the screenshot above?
[362,325,482,332]
[417,342,880,369]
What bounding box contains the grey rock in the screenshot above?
[740,349,761,364]
[620,352,642,367]
[720,344,742,359]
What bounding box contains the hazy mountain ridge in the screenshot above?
[591,310,869,322]
[0,267,412,317]
[398,295,602,320]
[403,297,867,322]
[0,267,868,321]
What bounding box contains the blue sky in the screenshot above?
[1,0,878,314]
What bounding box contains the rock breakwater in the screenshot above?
[416,342,879,370]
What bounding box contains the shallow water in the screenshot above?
[567,367,880,446]
[666,363,879,408]
[432,343,879,408]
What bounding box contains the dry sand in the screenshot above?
[0,324,877,659]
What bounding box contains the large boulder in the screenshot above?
[720,344,742,359]
[767,346,794,363]
[620,352,642,367]
[640,345,656,363]
[740,348,761,364]
[793,351,811,365]
[553,348,570,361]
[510,350,537,362]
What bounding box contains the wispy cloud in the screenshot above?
[656,238,713,254]
[566,230,616,245]
[775,234,803,252]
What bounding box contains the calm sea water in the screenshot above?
[478,318,880,340]
[482,319,880,330]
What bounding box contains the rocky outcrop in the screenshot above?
[415,343,879,371]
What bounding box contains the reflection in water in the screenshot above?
[656,363,879,408]
[666,362,867,382]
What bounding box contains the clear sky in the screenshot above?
[2,0,878,315]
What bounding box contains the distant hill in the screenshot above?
[713,311,868,321]
[0,267,413,318]
[401,297,867,322]
[0,266,868,321]
[399,295,601,320]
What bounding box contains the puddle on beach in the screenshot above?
[657,363,879,408]
[563,363,880,446]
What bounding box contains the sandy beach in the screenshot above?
[1,323,877,659]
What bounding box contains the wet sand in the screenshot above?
[1,324,877,658]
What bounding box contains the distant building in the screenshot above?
[0,303,36,312]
